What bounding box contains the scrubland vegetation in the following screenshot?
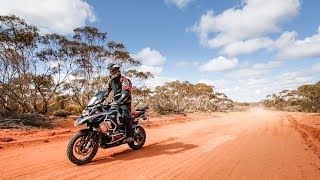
[261,81,320,112]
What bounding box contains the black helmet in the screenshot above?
[107,63,121,70]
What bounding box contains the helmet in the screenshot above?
[108,63,121,77]
[107,63,121,70]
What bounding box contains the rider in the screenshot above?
[106,63,134,143]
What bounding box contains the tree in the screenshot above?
[0,15,153,115]
[64,26,152,108]
[150,81,232,114]
[298,84,320,112]
[131,86,151,106]
[262,83,320,112]
[0,15,39,113]
[30,33,77,114]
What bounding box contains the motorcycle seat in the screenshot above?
[131,111,144,118]
[136,106,148,111]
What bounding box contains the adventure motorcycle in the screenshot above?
[66,91,148,165]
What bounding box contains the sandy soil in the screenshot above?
[0,108,320,179]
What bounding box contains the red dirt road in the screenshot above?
[1,109,320,179]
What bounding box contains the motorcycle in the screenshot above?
[66,91,148,165]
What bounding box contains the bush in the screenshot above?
[0,109,14,117]
[150,81,233,114]
[65,104,82,115]
[47,101,61,114]
[283,105,302,112]
[0,113,53,129]
[53,110,71,117]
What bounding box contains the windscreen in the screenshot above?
[87,96,98,106]
[87,91,107,106]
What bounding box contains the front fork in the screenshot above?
[83,130,98,151]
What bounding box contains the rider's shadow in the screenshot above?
[87,141,198,165]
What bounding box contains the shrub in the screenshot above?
[283,105,302,112]
[53,110,71,117]
[149,81,233,114]
[65,104,82,115]
[0,109,14,117]
[0,113,53,129]
[47,100,61,114]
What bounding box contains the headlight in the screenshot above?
[82,109,90,116]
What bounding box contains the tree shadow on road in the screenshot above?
[86,141,198,165]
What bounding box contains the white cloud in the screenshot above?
[238,68,315,101]
[191,0,300,48]
[198,62,318,102]
[0,0,96,35]
[136,65,163,75]
[198,66,318,102]
[199,78,234,87]
[245,78,269,86]
[220,25,320,59]
[165,0,193,9]
[276,72,313,86]
[221,37,274,56]
[226,60,284,79]
[311,63,320,73]
[199,56,238,72]
[199,78,267,101]
[274,31,297,49]
[234,86,240,92]
[135,47,166,66]
[276,30,320,59]
[145,76,177,90]
[198,78,237,98]
[226,68,269,79]
[218,31,297,56]
[133,47,167,75]
[188,0,304,57]
[198,79,214,86]
[252,61,284,69]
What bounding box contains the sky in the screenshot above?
[1,0,319,102]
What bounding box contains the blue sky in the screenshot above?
[1,0,320,102]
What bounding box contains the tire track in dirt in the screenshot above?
[287,115,320,159]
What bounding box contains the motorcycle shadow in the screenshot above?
[87,141,198,165]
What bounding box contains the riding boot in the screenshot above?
[124,118,134,142]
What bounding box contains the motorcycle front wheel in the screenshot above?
[66,131,98,165]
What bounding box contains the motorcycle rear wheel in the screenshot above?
[66,131,98,165]
[128,126,146,150]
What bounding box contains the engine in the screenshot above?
[99,119,125,141]
[99,110,122,132]
[99,120,113,133]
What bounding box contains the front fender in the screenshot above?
[74,117,89,126]
[74,113,102,126]
[79,129,92,134]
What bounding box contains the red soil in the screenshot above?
[0,109,319,179]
